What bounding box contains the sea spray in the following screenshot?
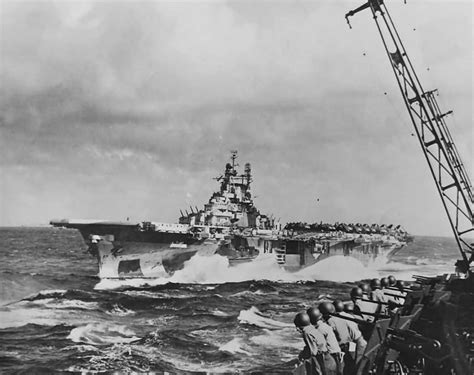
[250,328,302,350]
[94,251,416,290]
[295,255,380,282]
[95,253,306,289]
[97,253,374,289]
[238,306,293,329]
[68,323,140,345]
[218,337,252,355]
[170,253,304,284]
[106,303,136,316]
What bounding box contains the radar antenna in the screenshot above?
[230,150,239,169]
[345,0,473,274]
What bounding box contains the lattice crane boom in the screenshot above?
[345,0,473,273]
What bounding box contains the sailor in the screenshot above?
[357,283,371,295]
[396,280,406,290]
[329,300,368,372]
[387,275,397,287]
[382,276,406,305]
[350,287,377,323]
[369,278,388,314]
[343,302,356,316]
[294,312,325,375]
[87,235,101,256]
[307,307,340,375]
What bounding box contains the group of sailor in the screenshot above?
[350,276,406,322]
[293,275,407,375]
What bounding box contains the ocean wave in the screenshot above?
[250,328,301,350]
[106,303,136,316]
[0,273,57,305]
[161,355,238,373]
[211,308,230,317]
[23,289,68,301]
[230,290,259,298]
[218,337,252,355]
[60,344,100,353]
[0,307,63,329]
[23,297,99,311]
[94,278,169,290]
[0,294,103,329]
[121,290,186,299]
[65,344,155,374]
[238,306,292,330]
[67,323,140,345]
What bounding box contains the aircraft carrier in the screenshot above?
[51,151,408,279]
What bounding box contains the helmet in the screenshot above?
[350,287,364,299]
[380,277,389,287]
[294,312,311,328]
[318,302,335,316]
[344,303,355,313]
[396,280,406,290]
[370,278,382,290]
[358,283,370,293]
[388,275,396,286]
[333,300,344,313]
[306,307,323,324]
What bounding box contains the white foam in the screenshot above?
[0,307,61,328]
[60,344,100,353]
[67,323,140,345]
[95,253,305,290]
[230,290,261,298]
[171,253,302,283]
[211,309,230,317]
[26,298,99,311]
[218,337,252,355]
[295,256,379,282]
[23,289,68,300]
[0,294,98,329]
[162,355,238,373]
[94,277,168,290]
[250,328,301,350]
[94,249,455,289]
[106,304,136,316]
[238,306,293,330]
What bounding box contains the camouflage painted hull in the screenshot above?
[50,220,404,279]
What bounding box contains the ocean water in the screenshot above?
[0,227,460,373]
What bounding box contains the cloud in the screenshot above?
[0,0,472,236]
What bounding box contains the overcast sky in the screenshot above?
[0,0,472,236]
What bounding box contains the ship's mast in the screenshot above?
[230,150,238,171]
[345,0,473,274]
